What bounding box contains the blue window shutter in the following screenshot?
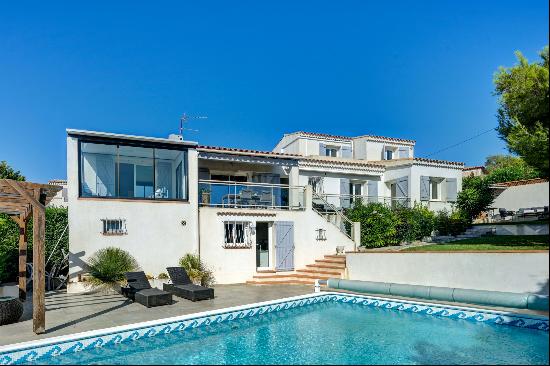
[420,176,430,201]
[319,143,326,156]
[446,178,457,202]
[395,177,408,198]
[340,178,351,208]
[341,145,352,158]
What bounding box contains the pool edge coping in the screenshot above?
[0,291,548,363]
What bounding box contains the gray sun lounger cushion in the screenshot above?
[164,267,214,301]
[124,271,172,307]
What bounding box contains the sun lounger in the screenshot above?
[123,271,172,308]
[163,267,214,302]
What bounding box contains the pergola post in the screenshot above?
[1,179,59,335]
[18,214,28,301]
[32,192,46,334]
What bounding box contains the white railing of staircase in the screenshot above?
[311,191,355,241]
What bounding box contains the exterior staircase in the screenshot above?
[246,254,346,285]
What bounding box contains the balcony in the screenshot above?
[198,180,305,210]
[317,194,412,209]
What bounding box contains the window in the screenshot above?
[308,176,324,194]
[101,218,127,235]
[325,147,338,157]
[79,141,188,200]
[349,182,363,204]
[224,221,252,248]
[431,180,439,200]
[385,149,394,160]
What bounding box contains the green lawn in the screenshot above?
[402,235,549,251]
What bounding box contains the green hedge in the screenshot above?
[345,202,467,248]
[0,207,68,283]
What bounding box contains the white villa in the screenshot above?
[66,129,463,290]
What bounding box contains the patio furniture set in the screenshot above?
[493,206,549,222]
[122,267,214,308]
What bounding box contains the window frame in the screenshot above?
[430,179,441,201]
[223,221,252,248]
[325,146,338,157]
[77,136,189,202]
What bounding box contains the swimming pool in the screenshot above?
[1,292,548,365]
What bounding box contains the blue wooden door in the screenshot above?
[275,221,294,271]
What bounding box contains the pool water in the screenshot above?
[29,302,548,365]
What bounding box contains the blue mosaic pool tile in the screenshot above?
[0,292,547,365]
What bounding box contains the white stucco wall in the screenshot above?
[67,136,200,287]
[492,182,549,211]
[346,252,549,294]
[199,206,356,284]
[383,163,462,212]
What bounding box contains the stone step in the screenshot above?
[322,255,346,262]
[306,263,346,270]
[296,268,343,276]
[314,260,346,268]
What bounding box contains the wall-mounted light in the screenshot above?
[315,228,327,241]
[181,220,187,226]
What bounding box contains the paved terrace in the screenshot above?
[0,284,311,347]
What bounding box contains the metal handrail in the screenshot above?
[312,192,354,240]
[199,179,301,189]
[198,180,305,210]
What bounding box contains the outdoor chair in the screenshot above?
[240,189,253,207]
[123,271,172,308]
[163,267,214,302]
[259,191,272,208]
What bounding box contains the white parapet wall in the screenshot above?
[346,252,549,295]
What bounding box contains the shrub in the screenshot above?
[87,247,139,287]
[157,272,169,280]
[394,204,436,242]
[434,209,470,236]
[178,253,215,287]
[346,201,400,248]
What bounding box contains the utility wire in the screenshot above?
[425,127,495,158]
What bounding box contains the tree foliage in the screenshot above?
[455,176,493,221]
[494,47,549,176]
[0,207,69,283]
[483,154,540,183]
[0,161,25,181]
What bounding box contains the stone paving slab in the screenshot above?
[0,284,312,347]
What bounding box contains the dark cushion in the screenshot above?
[166,267,192,286]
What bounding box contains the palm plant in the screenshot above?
[87,247,139,287]
[178,253,215,287]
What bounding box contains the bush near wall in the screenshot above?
[433,209,470,237]
[0,207,69,283]
[394,204,435,243]
[346,202,400,248]
[346,202,464,248]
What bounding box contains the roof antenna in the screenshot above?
[179,113,208,139]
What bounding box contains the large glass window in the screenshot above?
[79,140,188,200]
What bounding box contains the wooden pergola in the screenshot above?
[0,179,61,334]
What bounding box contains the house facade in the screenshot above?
[66,129,463,290]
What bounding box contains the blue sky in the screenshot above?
[1,1,548,182]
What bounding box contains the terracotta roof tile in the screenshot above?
[491,178,548,187]
[197,145,299,158]
[287,131,416,144]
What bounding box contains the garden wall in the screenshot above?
[346,252,549,294]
